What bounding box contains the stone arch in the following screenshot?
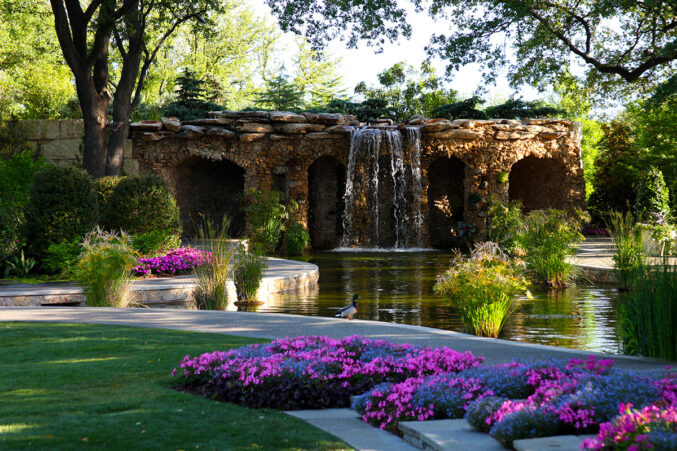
[168,156,246,238]
[307,156,346,249]
[427,156,467,248]
[508,155,569,212]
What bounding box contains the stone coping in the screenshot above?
[0,257,318,308]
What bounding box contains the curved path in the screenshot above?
[0,307,668,370]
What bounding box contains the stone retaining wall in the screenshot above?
[5,119,138,175]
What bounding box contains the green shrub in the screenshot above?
[43,239,81,276]
[24,166,99,260]
[132,229,181,257]
[434,242,530,338]
[486,200,523,256]
[635,167,670,223]
[608,211,646,288]
[234,250,267,302]
[98,175,181,236]
[3,250,37,277]
[243,189,286,255]
[285,221,310,256]
[192,218,234,310]
[518,209,586,288]
[74,227,138,307]
[0,150,47,262]
[621,259,677,360]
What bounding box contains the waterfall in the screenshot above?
[340,127,421,249]
[405,126,423,247]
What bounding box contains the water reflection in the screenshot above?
[248,252,623,354]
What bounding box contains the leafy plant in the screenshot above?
[3,250,37,277]
[518,209,586,288]
[243,189,287,255]
[132,229,181,257]
[233,250,267,302]
[132,247,211,277]
[24,166,99,260]
[98,175,181,237]
[496,171,509,184]
[608,211,646,288]
[486,199,523,256]
[163,68,222,120]
[192,218,234,310]
[74,227,138,307]
[434,242,531,337]
[43,239,81,276]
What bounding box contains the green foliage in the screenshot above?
[486,200,523,256]
[587,120,643,224]
[0,1,74,119]
[634,167,670,223]
[163,69,222,120]
[74,228,138,308]
[608,211,646,289]
[24,166,98,260]
[243,190,287,255]
[285,222,310,256]
[98,175,181,237]
[0,147,46,262]
[43,239,81,276]
[132,229,182,257]
[434,242,530,338]
[496,171,509,185]
[3,250,36,277]
[233,250,267,302]
[353,61,457,121]
[192,218,234,310]
[518,209,586,288]
[621,260,677,360]
[484,99,563,119]
[431,97,486,120]
[255,73,305,111]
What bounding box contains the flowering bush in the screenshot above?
[132,247,211,276]
[581,403,677,450]
[173,335,483,410]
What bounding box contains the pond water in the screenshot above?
[251,251,623,354]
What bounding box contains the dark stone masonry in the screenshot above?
[130,112,585,249]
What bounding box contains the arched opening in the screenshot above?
[509,156,568,212]
[169,157,246,238]
[308,156,346,249]
[427,157,466,248]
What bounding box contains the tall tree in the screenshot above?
[49,0,222,178]
[267,0,677,99]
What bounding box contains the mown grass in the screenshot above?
[0,322,352,450]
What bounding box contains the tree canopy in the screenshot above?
[268,0,677,99]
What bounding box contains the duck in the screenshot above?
[335,294,358,320]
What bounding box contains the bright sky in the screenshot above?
[251,1,541,102]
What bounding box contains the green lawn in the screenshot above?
[0,322,352,450]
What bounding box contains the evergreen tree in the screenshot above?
[164,69,222,120]
[635,167,671,223]
[255,74,305,111]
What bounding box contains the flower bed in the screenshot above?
[132,247,211,276]
[173,336,675,449]
[172,335,483,410]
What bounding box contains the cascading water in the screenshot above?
[340,126,424,249]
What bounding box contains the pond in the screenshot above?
[251,251,623,354]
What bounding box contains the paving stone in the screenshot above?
[399,419,504,451]
[514,434,596,451]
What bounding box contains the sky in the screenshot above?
[251,1,541,102]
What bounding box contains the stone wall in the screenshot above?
[5,119,138,175]
[130,112,586,249]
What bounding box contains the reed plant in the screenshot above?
[608,211,646,288]
[233,249,268,303]
[518,209,585,288]
[434,242,530,338]
[621,258,677,360]
[192,218,234,310]
[74,227,137,307]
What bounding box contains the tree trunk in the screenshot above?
[105,113,130,176]
[77,75,109,179]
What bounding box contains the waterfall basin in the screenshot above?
[250,251,623,354]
